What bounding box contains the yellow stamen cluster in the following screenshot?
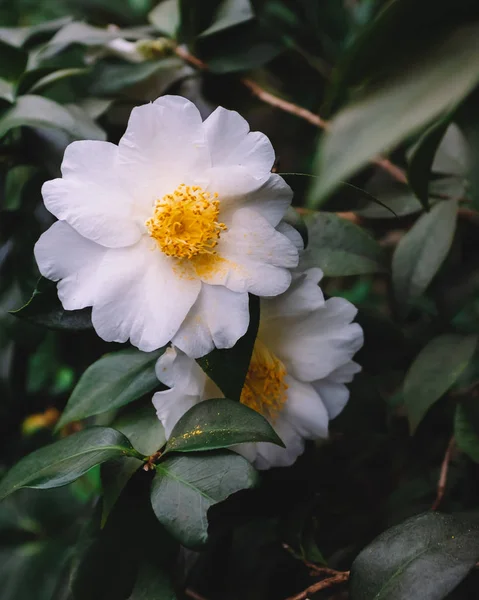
[240,338,288,419]
[146,184,226,259]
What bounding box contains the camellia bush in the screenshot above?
[2,0,479,599]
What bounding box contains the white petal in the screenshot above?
[312,380,349,420]
[152,389,200,438]
[155,346,207,395]
[197,208,298,296]
[118,96,210,204]
[91,237,201,351]
[34,221,107,310]
[261,268,324,325]
[203,106,274,177]
[43,141,141,248]
[235,417,305,470]
[173,285,249,358]
[276,221,304,253]
[267,296,364,382]
[283,376,329,439]
[211,172,292,228]
[312,360,361,419]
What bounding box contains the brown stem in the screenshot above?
[286,572,350,600]
[173,46,407,185]
[432,436,455,511]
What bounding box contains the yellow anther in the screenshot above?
[240,339,288,419]
[146,184,226,259]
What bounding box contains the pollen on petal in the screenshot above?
[240,338,288,419]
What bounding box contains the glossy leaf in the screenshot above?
[12,277,93,332]
[350,512,479,600]
[57,348,165,429]
[128,563,176,600]
[151,451,258,548]
[197,294,259,401]
[408,116,452,210]
[0,95,105,140]
[101,405,166,524]
[392,200,458,313]
[299,212,387,276]
[200,0,254,37]
[148,0,181,37]
[0,427,141,501]
[455,400,479,463]
[404,334,478,433]
[309,22,479,205]
[165,398,284,454]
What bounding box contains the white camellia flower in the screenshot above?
[153,268,364,469]
[34,96,299,357]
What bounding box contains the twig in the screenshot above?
[173,46,408,186]
[185,589,209,600]
[286,572,350,600]
[432,436,455,511]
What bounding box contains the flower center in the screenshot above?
[145,184,227,259]
[240,338,288,419]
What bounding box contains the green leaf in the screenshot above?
[128,563,177,600]
[0,40,27,82]
[408,116,453,210]
[404,334,478,433]
[100,404,167,525]
[4,165,38,211]
[309,22,479,205]
[455,399,479,463]
[350,512,479,600]
[298,212,387,276]
[89,58,183,96]
[392,200,458,313]
[197,294,259,401]
[200,0,254,37]
[0,17,72,48]
[0,95,105,141]
[0,427,141,501]
[165,398,284,454]
[151,451,258,548]
[12,277,93,332]
[148,0,181,37]
[57,347,165,429]
[27,68,88,94]
[72,473,177,600]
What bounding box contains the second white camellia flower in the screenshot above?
[34,96,299,357]
[153,269,364,469]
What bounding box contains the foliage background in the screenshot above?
[2,0,479,598]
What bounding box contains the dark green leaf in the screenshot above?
[392,200,458,313]
[89,58,183,96]
[72,473,177,600]
[148,0,180,37]
[309,22,479,205]
[197,294,259,401]
[408,116,453,210]
[27,68,88,94]
[0,95,105,140]
[200,0,254,37]
[299,212,387,276]
[0,40,27,82]
[0,427,142,500]
[165,398,284,454]
[57,347,165,429]
[12,277,93,332]
[404,334,478,432]
[455,400,479,463]
[128,563,176,600]
[0,17,72,48]
[151,451,258,548]
[350,512,479,600]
